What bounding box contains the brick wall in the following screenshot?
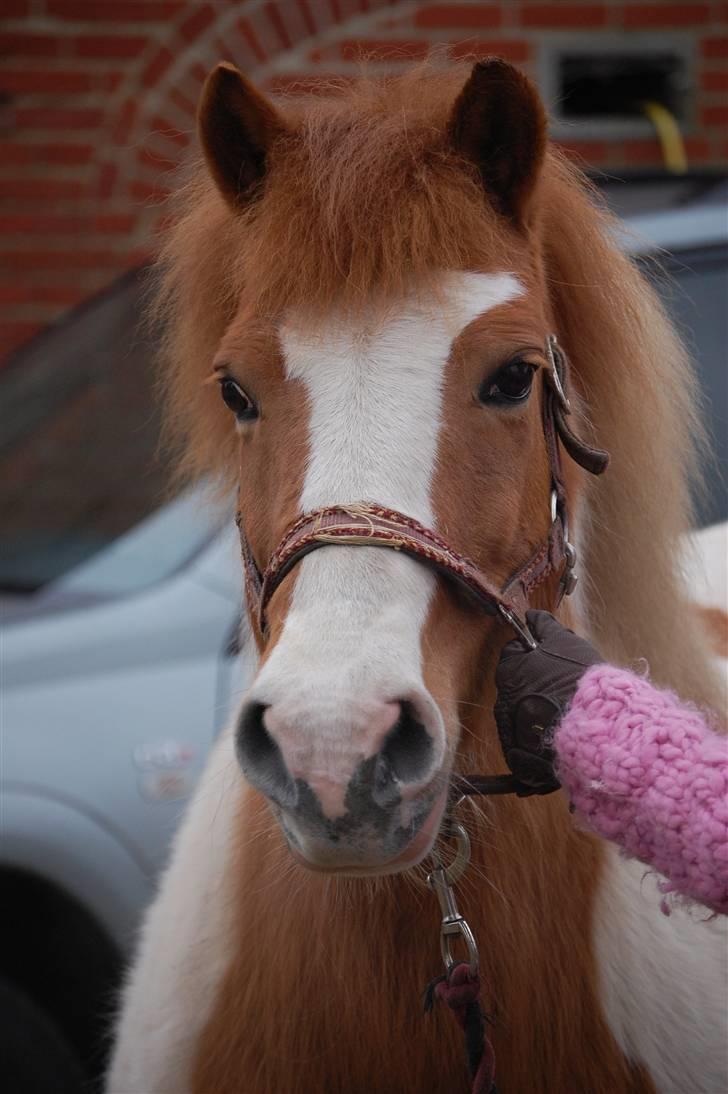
[1,0,726,361]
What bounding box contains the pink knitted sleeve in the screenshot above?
[554,664,728,915]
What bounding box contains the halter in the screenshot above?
[236,335,608,654]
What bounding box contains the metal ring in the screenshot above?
[442,822,471,886]
[546,334,572,412]
[441,916,479,976]
[427,821,471,887]
[551,486,571,543]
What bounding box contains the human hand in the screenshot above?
[493,610,603,796]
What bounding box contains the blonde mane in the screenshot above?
[153,65,719,708]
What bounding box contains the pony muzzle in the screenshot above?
[235,694,448,871]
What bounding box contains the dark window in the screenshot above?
[0,270,180,592]
[559,53,686,120]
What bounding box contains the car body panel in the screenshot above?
[1,788,150,949]
[2,535,246,951]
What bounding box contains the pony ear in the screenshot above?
[448,59,547,225]
[198,62,285,208]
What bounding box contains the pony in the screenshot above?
[107,61,726,1093]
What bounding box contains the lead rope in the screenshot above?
[423,822,498,1094]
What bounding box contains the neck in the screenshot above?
[191,627,653,1094]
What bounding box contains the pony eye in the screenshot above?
[479,360,537,406]
[219,378,258,422]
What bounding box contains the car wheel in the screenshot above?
[0,977,85,1094]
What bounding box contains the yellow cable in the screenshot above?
[641,100,688,174]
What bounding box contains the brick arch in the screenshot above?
[105,0,415,247]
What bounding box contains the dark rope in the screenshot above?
[424,962,498,1094]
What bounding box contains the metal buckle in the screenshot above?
[561,540,578,597]
[498,604,537,650]
[546,334,571,413]
[427,822,479,976]
[550,488,578,598]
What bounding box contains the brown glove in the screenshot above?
[493,610,603,796]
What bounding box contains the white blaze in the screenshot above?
[249,272,523,773]
[288,271,523,520]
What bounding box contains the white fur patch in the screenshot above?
[595,845,728,1092]
[248,273,523,800]
[286,272,523,520]
[106,726,242,1094]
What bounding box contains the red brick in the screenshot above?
[521,4,606,28]
[169,88,196,117]
[622,4,710,28]
[0,70,94,95]
[414,4,502,30]
[150,116,190,146]
[339,39,430,61]
[74,34,148,59]
[701,70,728,92]
[111,99,137,145]
[0,142,94,166]
[298,0,317,38]
[45,1,184,21]
[136,144,179,172]
[0,213,135,235]
[0,323,43,359]
[556,139,609,164]
[448,39,531,63]
[0,284,86,306]
[189,61,208,85]
[97,162,118,200]
[0,178,86,200]
[0,250,123,272]
[15,107,105,129]
[702,103,728,126]
[179,4,216,44]
[622,138,664,165]
[266,2,293,50]
[0,34,58,58]
[237,19,267,64]
[683,136,712,163]
[702,37,728,59]
[122,246,150,268]
[128,178,170,202]
[0,1,30,14]
[142,46,174,88]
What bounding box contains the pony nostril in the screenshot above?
[236,702,297,808]
[379,701,434,785]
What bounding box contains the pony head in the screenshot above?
[157,61,708,874]
[199,61,557,873]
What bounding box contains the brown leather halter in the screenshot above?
[237,334,608,645]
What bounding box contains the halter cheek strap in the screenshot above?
[237,335,608,649]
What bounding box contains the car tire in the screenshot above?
[0,977,85,1094]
